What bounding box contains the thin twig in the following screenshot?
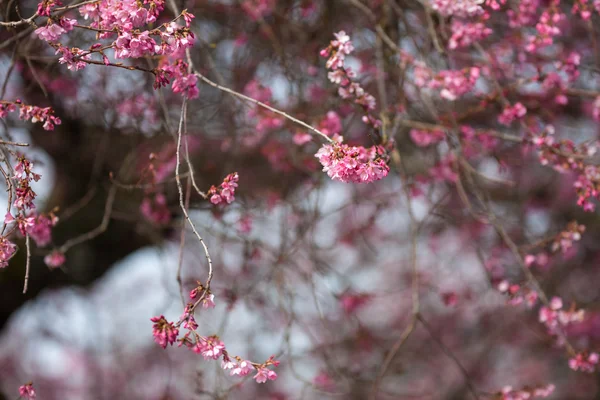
[174,98,214,295]
[419,314,480,400]
[193,71,333,143]
[58,185,117,253]
[22,233,30,294]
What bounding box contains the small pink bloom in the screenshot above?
[44,250,66,268]
[202,293,216,309]
[293,132,312,145]
[231,359,254,376]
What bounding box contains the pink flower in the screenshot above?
[318,111,342,136]
[254,367,277,383]
[293,132,312,145]
[202,293,216,309]
[28,213,57,247]
[569,352,599,372]
[448,20,492,49]
[315,142,389,184]
[231,359,254,376]
[221,357,236,371]
[44,250,66,268]
[150,315,179,348]
[195,336,225,360]
[140,193,171,225]
[19,383,36,399]
[340,292,371,314]
[208,172,239,205]
[35,23,66,42]
[410,129,445,147]
[0,237,17,269]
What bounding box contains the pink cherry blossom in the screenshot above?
[44,251,66,268]
[254,367,277,383]
[150,315,179,348]
[18,383,36,400]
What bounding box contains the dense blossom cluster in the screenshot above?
[315,140,390,184]
[448,20,492,49]
[414,63,481,101]
[30,0,196,98]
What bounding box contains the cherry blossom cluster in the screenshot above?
[448,19,492,49]
[31,0,196,99]
[498,103,527,126]
[0,100,62,131]
[410,128,445,147]
[54,45,90,71]
[414,63,480,101]
[315,139,390,184]
[208,172,239,205]
[527,126,600,211]
[551,221,585,253]
[151,288,279,384]
[0,237,17,268]
[431,0,486,17]
[18,382,36,400]
[568,352,600,372]
[538,297,585,340]
[495,383,555,400]
[2,156,61,268]
[320,31,381,128]
[160,60,199,99]
[525,9,565,53]
[497,281,538,308]
[523,221,585,269]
